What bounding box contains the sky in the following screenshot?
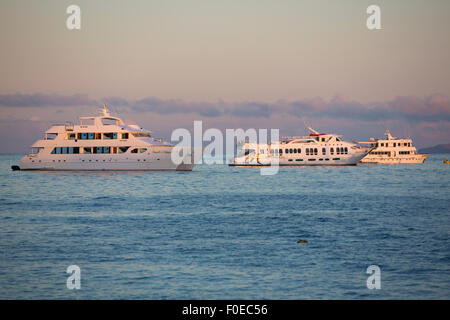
[0,0,449,153]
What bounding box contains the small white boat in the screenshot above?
[360,129,429,164]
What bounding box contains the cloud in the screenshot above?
[1,93,449,153]
[0,93,96,107]
[1,92,449,124]
[130,97,223,117]
[228,102,275,118]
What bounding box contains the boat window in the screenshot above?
[83,147,92,154]
[244,149,255,156]
[46,133,58,140]
[293,148,297,154]
[314,148,318,155]
[297,148,301,153]
[139,148,147,153]
[279,149,283,154]
[31,147,43,154]
[131,148,138,153]
[289,148,293,153]
[132,132,151,138]
[88,133,95,140]
[344,147,348,154]
[118,146,130,153]
[330,147,334,155]
[381,143,384,147]
[51,147,80,154]
[322,148,326,155]
[306,149,309,155]
[122,133,129,139]
[336,148,340,155]
[92,146,109,154]
[103,132,117,140]
[101,119,117,125]
[66,147,79,154]
[67,133,76,140]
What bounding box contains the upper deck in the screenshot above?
[29,105,171,150]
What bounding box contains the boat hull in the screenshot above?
[231,152,367,167]
[19,152,196,171]
[360,153,429,164]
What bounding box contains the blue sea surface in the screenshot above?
[0,154,449,299]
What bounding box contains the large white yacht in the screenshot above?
[15,105,196,171]
[359,129,429,164]
[230,127,371,166]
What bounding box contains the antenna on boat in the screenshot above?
[303,119,319,135]
[102,104,111,117]
[384,127,394,140]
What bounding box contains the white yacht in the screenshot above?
[15,105,196,171]
[359,129,429,164]
[230,127,371,166]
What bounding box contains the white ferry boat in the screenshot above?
[230,127,371,166]
[359,129,429,164]
[14,105,196,171]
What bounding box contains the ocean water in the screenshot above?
[0,154,449,299]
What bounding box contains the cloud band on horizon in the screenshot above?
[0,92,449,124]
